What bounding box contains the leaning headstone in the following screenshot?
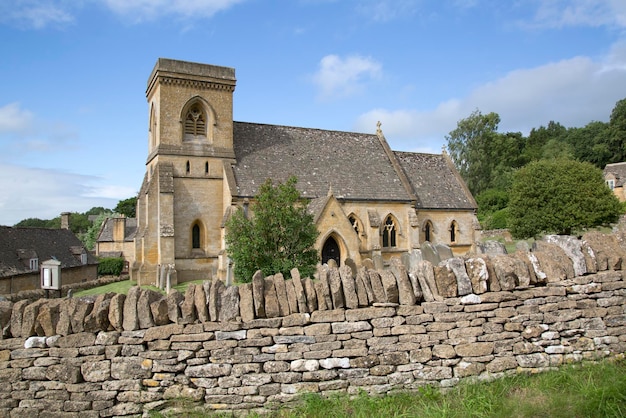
[362,258,375,270]
[372,254,384,271]
[435,244,454,261]
[344,258,358,278]
[479,240,508,255]
[420,242,441,266]
[339,265,358,309]
[408,249,423,271]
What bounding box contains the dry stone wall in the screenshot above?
[0,231,625,417]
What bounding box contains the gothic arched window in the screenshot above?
[382,216,396,248]
[424,220,433,242]
[450,221,458,243]
[184,104,207,141]
[192,223,201,249]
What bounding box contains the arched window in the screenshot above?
[183,103,207,141]
[424,220,433,242]
[450,221,458,243]
[149,103,157,149]
[192,223,201,249]
[349,214,361,235]
[382,216,396,248]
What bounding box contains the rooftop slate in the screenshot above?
[96,217,138,243]
[604,162,626,187]
[0,226,98,278]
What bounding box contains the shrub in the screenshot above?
[97,257,125,276]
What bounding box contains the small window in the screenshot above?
[349,215,360,235]
[192,223,201,249]
[29,258,38,271]
[382,216,396,248]
[186,161,190,173]
[607,179,615,190]
[205,161,209,174]
[80,253,87,265]
[450,221,458,243]
[424,221,433,242]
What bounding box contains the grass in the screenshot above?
[73,279,206,297]
[149,358,626,418]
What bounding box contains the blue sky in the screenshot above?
[1,0,625,226]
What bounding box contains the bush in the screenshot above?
[97,257,125,276]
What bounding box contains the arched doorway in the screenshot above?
[322,236,340,266]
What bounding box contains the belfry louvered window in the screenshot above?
[184,104,207,141]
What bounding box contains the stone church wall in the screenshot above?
[1,232,625,416]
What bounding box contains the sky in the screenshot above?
[1,0,626,226]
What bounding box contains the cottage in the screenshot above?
[95,215,137,271]
[604,162,626,201]
[0,221,98,295]
[132,58,479,284]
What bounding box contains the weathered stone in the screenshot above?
[415,260,440,301]
[544,235,587,277]
[345,307,395,321]
[486,356,517,373]
[264,277,280,319]
[338,265,358,309]
[209,279,225,322]
[380,270,399,304]
[367,269,387,303]
[353,269,370,307]
[455,342,494,357]
[272,273,290,317]
[238,283,254,322]
[328,267,345,309]
[433,344,456,359]
[435,244,454,261]
[166,288,183,324]
[108,293,125,331]
[111,357,152,379]
[35,299,62,337]
[391,258,416,305]
[194,284,209,322]
[421,242,441,266]
[583,231,626,271]
[465,257,488,294]
[291,268,309,314]
[219,285,240,322]
[516,353,550,368]
[252,270,266,318]
[151,297,170,326]
[56,332,96,348]
[319,357,350,369]
[138,288,162,329]
[310,309,345,323]
[143,323,184,341]
[291,359,320,372]
[443,257,473,296]
[303,277,318,313]
[491,254,531,289]
[331,321,371,334]
[434,265,458,298]
[81,360,111,382]
[186,363,232,378]
[123,286,141,331]
[21,299,48,337]
[163,384,205,401]
[285,277,300,313]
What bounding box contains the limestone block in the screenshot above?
[238,283,255,322]
[165,289,183,324]
[433,265,457,298]
[252,270,266,318]
[390,258,416,305]
[338,265,358,309]
[455,342,494,357]
[209,280,225,322]
[331,321,371,334]
[81,360,111,382]
[21,299,48,338]
[194,284,209,322]
[303,277,318,313]
[219,285,240,322]
[444,257,472,296]
[35,300,62,337]
[151,297,170,326]
[465,257,488,294]
[108,293,126,331]
[138,288,163,329]
[491,254,531,289]
[319,357,350,369]
[122,286,141,331]
[355,268,373,306]
[272,274,290,317]
[367,269,387,304]
[414,260,439,302]
[85,292,115,332]
[310,309,345,323]
[285,278,299,313]
[328,268,345,309]
[263,277,280,319]
[379,270,399,304]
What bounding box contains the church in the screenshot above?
[131,58,479,285]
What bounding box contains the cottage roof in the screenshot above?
[0,226,98,278]
[231,122,411,202]
[394,151,477,210]
[231,122,475,210]
[604,162,626,187]
[96,217,138,243]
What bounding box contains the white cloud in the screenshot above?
[102,0,244,22]
[0,103,34,135]
[354,42,626,153]
[312,54,382,101]
[0,163,130,226]
[0,0,75,29]
[528,0,626,29]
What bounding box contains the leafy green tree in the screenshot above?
[14,218,55,228]
[608,98,626,163]
[225,177,319,283]
[509,159,621,238]
[81,212,110,251]
[114,196,137,218]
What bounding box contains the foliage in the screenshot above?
[509,159,621,238]
[97,257,125,276]
[114,196,137,218]
[225,176,319,283]
[14,218,56,228]
[80,212,112,251]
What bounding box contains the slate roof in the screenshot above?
[231,122,411,201]
[231,122,475,210]
[0,226,98,278]
[96,217,138,243]
[604,162,626,187]
[395,151,477,210]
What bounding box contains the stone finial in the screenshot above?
[376,121,382,136]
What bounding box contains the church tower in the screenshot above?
[133,59,236,284]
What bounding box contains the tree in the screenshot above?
[508,159,621,239]
[115,196,137,218]
[225,177,319,282]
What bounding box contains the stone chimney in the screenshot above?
[61,212,71,230]
[113,215,126,242]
